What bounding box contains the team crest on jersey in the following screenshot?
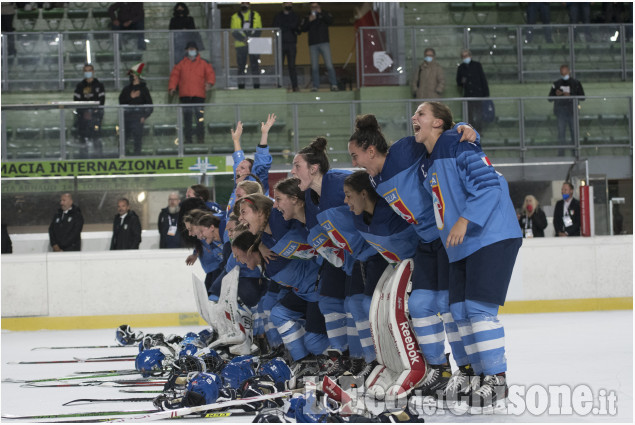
[382,188,418,225]
[320,220,353,253]
[311,232,346,267]
[481,155,492,167]
[279,240,316,260]
[430,172,445,230]
[367,240,401,264]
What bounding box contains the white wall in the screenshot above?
[1,236,632,319]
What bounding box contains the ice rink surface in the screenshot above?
[1,310,633,423]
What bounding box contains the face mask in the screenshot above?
[562,193,570,200]
[241,6,249,12]
[424,56,433,63]
[526,205,533,212]
[129,75,137,84]
[176,9,185,15]
[562,74,570,81]
[462,57,471,64]
[84,71,93,79]
[188,49,197,58]
[284,6,292,11]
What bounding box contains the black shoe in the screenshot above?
[442,364,480,407]
[469,373,507,412]
[289,356,321,389]
[260,344,286,361]
[416,362,452,397]
[325,350,349,378]
[348,358,366,376]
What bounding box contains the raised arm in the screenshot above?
[259,113,277,146]
[231,121,243,152]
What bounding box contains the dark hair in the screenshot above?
[297,137,330,175]
[424,48,436,56]
[83,63,94,71]
[349,114,389,154]
[422,101,455,132]
[173,2,189,16]
[274,177,304,200]
[189,184,210,202]
[177,197,211,251]
[344,170,379,203]
[563,182,574,191]
[232,230,260,255]
[194,213,220,228]
[118,198,130,206]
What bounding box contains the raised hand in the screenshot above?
[261,113,277,134]
[231,121,243,143]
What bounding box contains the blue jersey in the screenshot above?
[304,170,352,268]
[318,205,377,274]
[226,146,273,218]
[419,128,522,262]
[262,211,319,302]
[199,238,224,274]
[352,197,420,264]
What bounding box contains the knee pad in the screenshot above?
[465,299,500,318]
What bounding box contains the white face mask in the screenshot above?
[562,74,570,81]
[188,49,197,58]
[424,56,433,63]
[462,57,471,64]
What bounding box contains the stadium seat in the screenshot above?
[207,122,233,135]
[153,124,178,136]
[42,8,65,30]
[67,9,90,30]
[184,145,210,155]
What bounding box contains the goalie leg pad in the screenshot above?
[368,260,426,400]
[270,303,308,362]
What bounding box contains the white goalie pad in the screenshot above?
[366,259,427,402]
[192,273,215,327]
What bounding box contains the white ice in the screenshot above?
[1,310,633,423]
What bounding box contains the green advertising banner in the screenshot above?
[1,156,232,178]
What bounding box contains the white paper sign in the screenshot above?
[373,51,393,72]
[248,37,272,55]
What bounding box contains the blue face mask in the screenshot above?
[562,193,570,200]
[462,57,471,64]
[188,49,197,58]
[562,74,570,81]
[424,56,433,63]
[84,71,93,79]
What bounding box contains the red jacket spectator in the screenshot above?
[168,53,215,99]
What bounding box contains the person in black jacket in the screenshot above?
[548,64,585,146]
[109,2,145,50]
[273,2,300,92]
[300,2,338,92]
[74,63,105,158]
[169,2,202,67]
[119,62,153,156]
[111,198,142,250]
[553,182,581,237]
[49,193,84,252]
[518,195,548,238]
[456,49,489,131]
[158,192,184,249]
[1,223,12,254]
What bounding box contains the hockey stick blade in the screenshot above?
[21,380,166,388]
[4,371,141,384]
[31,345,128,351]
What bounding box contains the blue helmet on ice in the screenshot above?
[135,348,166,378]
[258,358,291,387]
[179,343,200,357]
[286,392,330,423]
[220,358,255,388]
[116,324,141,346]
[198,329,216,345]
[185,372,222,405]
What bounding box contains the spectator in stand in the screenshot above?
[74,63,105,158]
[169,2,203,67]
[567,2,592,41]
[119,62,153,156]
[456,49,489,132]
[526,2,553,43]
[273,2,300,92]
[1,223,12,254]
[168,41,215,144]
[48,193,83,252]
[1,3,16,56]
[518,195,548,238]
[110,198,142,250]
[548,64,585,147]
[158,191,185,249]
[185,184,223,215]
[411,48,445,99]
[230,2,262,89]
[108,2,145,50]
[300,2,338,92]
[553,182,580,237]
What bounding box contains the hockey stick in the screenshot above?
[63,398,155,406]
[31,345,128,351]
[2,409,159,420]
[101,391,294,422]
[8,355,136,365]
[73,369,138,375]
[118,389,163,394]
[33,410,256,423]
[4,371,141,384]
[21,380,166,388]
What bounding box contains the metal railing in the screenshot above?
[1,95,632,166]
[1,28,283,91]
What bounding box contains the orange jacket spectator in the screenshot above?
[168,53,215,98]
